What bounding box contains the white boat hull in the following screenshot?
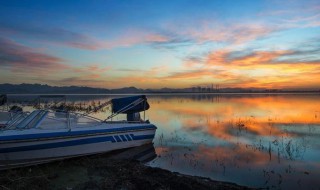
[0,123,156,169]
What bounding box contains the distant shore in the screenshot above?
[4,91,320,96]
[1,83,319,95]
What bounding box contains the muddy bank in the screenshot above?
[0,156,254,190]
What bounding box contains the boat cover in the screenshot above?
[111,95,150,114]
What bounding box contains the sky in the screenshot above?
[0,0,320,89]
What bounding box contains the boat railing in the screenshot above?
[72,112,103,122]
[104,120,147,124]
[42,111,103,122]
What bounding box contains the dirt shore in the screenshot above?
[0,155,255,190]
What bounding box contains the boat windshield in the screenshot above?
[37,111,102,129]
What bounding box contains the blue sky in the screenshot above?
[0,0,320,89]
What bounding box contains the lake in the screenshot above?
[7,93,320,189]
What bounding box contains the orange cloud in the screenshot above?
[207,49,294,66]
[231,51,293,65]
[162,46,320,89]
[73,65,111,73]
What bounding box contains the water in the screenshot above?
[6,93,320,189]
[146,94,320,189]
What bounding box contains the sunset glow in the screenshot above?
[0,0,319,89]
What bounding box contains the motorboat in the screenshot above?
[0,95,156,169]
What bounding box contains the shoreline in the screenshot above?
[0,155,254,190]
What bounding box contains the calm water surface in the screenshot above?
[9,94,320,189]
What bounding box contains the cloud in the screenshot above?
[183,56,205,67]
[105,7,319,50]
[0,19,279,51]
[0,22,195,50]
[168,21,278,45]
[102,21,277,50]
[0,37,116,87]
[0,22,102,50]
[104,29,193,49]
[258,2,320,28]
[149,33,194,49]
[0,37,68,74]
[258,10,294,17]
[207,46,320,66]
[116,68,146,72]
[151,38,194,49]
[65,21,279,51]
[225,50,294,66]
[276,39,320,63]
[73,64,111,73]
[105,38,320,89]
[160,37,320,89]
[279,13,320,28]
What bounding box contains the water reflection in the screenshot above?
[5,94,320,189]
[147,94,320,189]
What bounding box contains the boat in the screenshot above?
[0,95,157,169]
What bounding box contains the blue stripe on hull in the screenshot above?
[0,125,157,141]
[0,134,155,153]
[114,136,122,142]
[119,135,127,142]
[125,134,132,141]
